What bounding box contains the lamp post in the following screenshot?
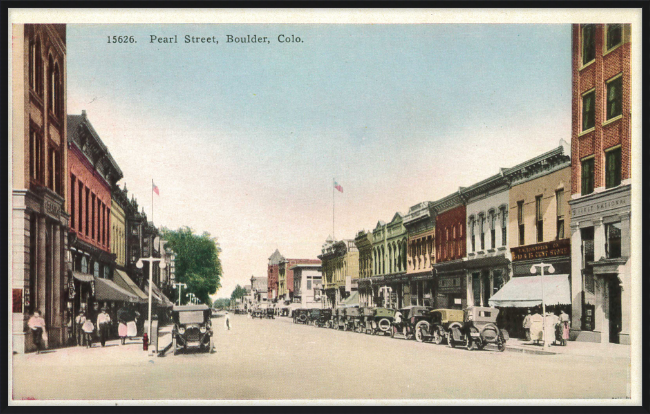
[530,262,555,347]
[136,254,167,353]
[188,292,196,305]
[379,286,393,309]
[173,282,187,305]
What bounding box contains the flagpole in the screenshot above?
[151,179,154,226]
[333,178,335,239]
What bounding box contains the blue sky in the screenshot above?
[66,24,572,299]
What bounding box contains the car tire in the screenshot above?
[448,333,455,348]
[378,318,391,334]
[415,321,429,343]
[433,328,444,345]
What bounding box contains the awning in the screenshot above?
[338,291,359,308]
[72,271,94,283]
[113,269,148,301]
[144,281,174,308]
[465,254,510,270]
[488,274,571,308]
[94,276,145,303]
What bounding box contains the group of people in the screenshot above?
[522,309,571,345]
[74,306,140,348]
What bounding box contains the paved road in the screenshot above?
[12,313,630,400]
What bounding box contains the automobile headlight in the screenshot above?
[178,327,185,334]
[200,326,207,333]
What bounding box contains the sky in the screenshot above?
[65,24,572,300]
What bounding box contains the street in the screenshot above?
[12,313,630,400]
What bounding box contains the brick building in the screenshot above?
[568,24,632,345]
[12,24,68,353]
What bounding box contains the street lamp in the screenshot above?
[173,282,187,305]
[530,262,555,348]
[188,292,196,305]
[136,253,166,354]
[379,286,393,309]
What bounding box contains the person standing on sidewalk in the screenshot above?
[27,311,47,354]
[75,311,87,346]
[96,307,111,347]
[558,310,570,345]
[118,316,128,345]
[82,316,95,348]
[522,310,532,341]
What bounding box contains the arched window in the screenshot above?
[48,56,61,116]
[29,35,43,96]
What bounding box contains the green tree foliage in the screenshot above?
[212,298,231,309]
[161,226,222,305]
[230,285,247,301]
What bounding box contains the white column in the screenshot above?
[570,222,583,339]
[593,218,606,261]
[52,224,61,346]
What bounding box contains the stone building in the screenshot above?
[569,24,631,345]
[319,237,359,309]
[12,24,69,353]
[403,201,436,307]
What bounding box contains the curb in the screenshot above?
[506,346,556,356]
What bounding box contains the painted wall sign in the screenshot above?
[511,238,570,261]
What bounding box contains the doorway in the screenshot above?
[608,277,622,344]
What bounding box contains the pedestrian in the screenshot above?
[27,311,47,354]
[558,309,570,345]
[118,317,128,345]
[393,310,403,336]
[224,311,231,331]
[96,307,111,347]
[82,315,95,348]
[523,309,532,341]
[75,311,87,346]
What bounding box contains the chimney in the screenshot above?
[81,110,87,118]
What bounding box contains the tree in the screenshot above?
[161,226,222,305]
[230,285,247,301]
[213,298,231,309]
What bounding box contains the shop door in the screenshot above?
[482,273,491,306]
[608,278,622,344]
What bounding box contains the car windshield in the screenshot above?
[178,311,204,324]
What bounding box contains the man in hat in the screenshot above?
[75,311,87,346]
[522,309,533,341]
[96,307,111,347]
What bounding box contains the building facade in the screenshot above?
[353,230,373,306]
[267,249,284,300]
[319,238,359,309]
[292,264,323,308]
[277,258,322,302]
[569,24,632,345]
[250,276,269,305]
[432,192,467,310]
[12,24,69,353]
[403,201,436,307]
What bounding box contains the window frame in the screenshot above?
[605,23,623,52]
[605,146,622,189]
[581,24,596,67]
[605,222,622,259]
[581,156,595,196]
[556,189,565,240]
[581,89,596,132]
[605,73,623,122]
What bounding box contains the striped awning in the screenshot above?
[488,274,571,308]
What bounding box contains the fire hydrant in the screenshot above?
[143,333,148,351]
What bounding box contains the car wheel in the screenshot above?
[378,318,391,333]
[433,328,444,345]
[415,321,429,343]
[464,336,474,351]
[448,333,455,348]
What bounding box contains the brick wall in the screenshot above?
[435,205,466,263]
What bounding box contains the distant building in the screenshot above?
[318,237,358,309]
[403,202,436,307]
[278,258,322,302]
[291,264,323,308]
[569,24,631,345]
[267,249,284,300]
[250,275,268,304]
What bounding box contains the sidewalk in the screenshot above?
[505,337,631,359]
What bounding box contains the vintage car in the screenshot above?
[171,304,213,355]
[447,306,509,351]
[316,308,332,328]
[332,308,346,330]
[414,308,465,344]
[293,308,310,324]
[264,306,275,319]
[391,306,432,340]
[308,308,322,325]
[251,306,265,319]
[365,307,396,335]
[360,307,375,334]
[342,307,362,332]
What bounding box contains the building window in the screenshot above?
[581,24,596,65]
[307,279,312,290]
[29,129,43,183]
[490,212,496,249]
[470,218,475,252]
[29,36,42,96]
[47,147,60,193]
[605,147,622,189]
[556,189,565,239]
[85,188,90,236]
[606,76,623,120]
[478,215,485,251]
[81,256,88,274]
[70,174,76,230]
[517,201,525,246]
[500,207,507,246]
[536,196,543,243]
[606,222,622,259]
[48,58,61,116]
[91,193,96,240]
[581,158,595,195]
[78,183,84,234]
[606,24,622,50]
[93,262,100,278]
[582,90,596,131]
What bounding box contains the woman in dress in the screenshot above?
[118,317,128,345]
[82,316,95,348]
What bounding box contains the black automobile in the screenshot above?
[390,306,431,340]
[447,306,509,352]
[171,305,213,354]
[316,308,332,328]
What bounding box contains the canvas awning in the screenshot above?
[72,271,94,283]
[488,274,571,308]
[338,291,359,308]
[94,276,145,303]
[144,281,174,308]
[112,269,148,301]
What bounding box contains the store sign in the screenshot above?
[511,239,570,262]
[44,199,61,220]
[571,193,629,218]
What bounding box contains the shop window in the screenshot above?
[582,90,595,131]
[606,75,623,120]
[581,24,596,65]
[605,147,622,189]
[94,262,100,278]
[307,279,312,290]
[536,195,543,243]
[472,273,481,306]
[517,201,525,246]
[103,265,111,279]
[81,256,88,274]
[556,189,565,239]
[492,270,504,295]
[581,158,595,195]
[606,222,622,259]
[606,24,622,50]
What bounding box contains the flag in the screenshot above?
[153,181,159,195]
[334,180,343,193]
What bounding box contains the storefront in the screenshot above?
[433,260,467,310]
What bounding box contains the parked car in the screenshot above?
[251,307,265,319]
[265,306,275,319]
[316,308,332,328]
[309,308,322,325]
[293,308,310,324]
[170,304,213,355]
[447,306,509,351]
[365,307,395,335]
[360,307,375,334]
[332,308,346,330]
[342,307,362,332]
[415,308,465,344]
[391,306,432,340]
